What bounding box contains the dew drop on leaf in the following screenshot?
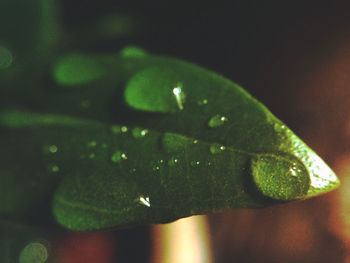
[138,195,151,207]
[191,160,200,167]
[132,127,149,138]
[208,114,228,128]
[168,156,179,166]
[197,99,208,106]
[124,67,185,113]
[162,132,189,153]
[209,144,226,154]
[250,154,310,201]
[111,151,127,163]
[19,242,48,263]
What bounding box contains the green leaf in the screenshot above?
[0,48,340,230]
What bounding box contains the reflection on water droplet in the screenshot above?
[208,114,228,128]
[19,242,48,263]
[87,141,97,147]
[0,46,13,69]
[111,151,127,163]
[172,83,186,110]
[132,127,149,138]
[251,154,309,201]
[191,160,200,167]
[138,195,151,207]
[210,144,226,154]
[168,157,179,166]
[193,139,198,144]
[198,99,208,106]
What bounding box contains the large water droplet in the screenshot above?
[54,54,107,86]
[124,67,186,113]
[19,242,48,263]
[138,195,151,207]
[111,151,127,163]
[209,144,226,154]
[120,46,147,58]
[172,83,186,111]
[250,154,310,201]
[132,127,149,138]
[208,114,228,128]
[0,46,13,69]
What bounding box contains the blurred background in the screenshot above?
[2,0,350,262]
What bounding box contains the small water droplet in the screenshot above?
[208,114,228,128]
[191,160,200,167]
[87,141,97,147]
[210,144,226,154]
[153,166,160,171]
[130,168,137,173]
[48,164,60,173]
[121,126,128,133]
[44,144,58,154]
[132,127,149,138]
[193,139,199,144]
[274,122,286,133]
[168,157,179,166]
[251,154,309,201]
[197,99,208,106]
[88,153,95,159]
[19,242,49,263]
[111,151,127,163]
[138,195,151,207]
[172,83,186,110]
[207,161,212,166]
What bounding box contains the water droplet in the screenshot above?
[197,99,208,106]
[207,161,212,166]
[132,127,149,138]
[120,46,147,58]
[210,144,226,154]
[191,160,200,167]
[251,154,309,201]
[121,126,128,133]
[153,166,160,171]
[162,132,189,153]
[274,122,286,133]
[130,168,137,173]
[0,46,13,69]
[168,157,179,166]
[43,144,58,154]
[87,141,97,147]
[192,139,199,144]
[88,153,95,159]
[124,68,185,113]
[172,83,186,111]
[111,151,127,163]
[208,114,228,128]
[19,242,48,263]
[138,195,151,207]
[48,164,60,173]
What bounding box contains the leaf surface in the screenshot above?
[0,48,340,230]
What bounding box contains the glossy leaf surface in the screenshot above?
[0,48,340,230]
